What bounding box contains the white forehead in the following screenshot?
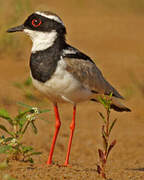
[36,11,64,25]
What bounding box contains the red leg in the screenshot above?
[47,103,61,165]
[64,105,76,166]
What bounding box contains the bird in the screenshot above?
[7,11,131,166]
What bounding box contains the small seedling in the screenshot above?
[0,102,49,163]
[97,94,117,179]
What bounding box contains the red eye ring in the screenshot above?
[32,19,42,27]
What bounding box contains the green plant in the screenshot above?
[0,103,49,163]
[97,94,117,179]
[13,77,39,101]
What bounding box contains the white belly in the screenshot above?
[31,59,92,104]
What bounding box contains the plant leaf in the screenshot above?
[98,112,105,120]
[98,96,107,107]
[102,126,108,152]
[0,109,13,125]
[102,125,107,139]
[22,146,33,153]
[17,102,50,114]
[109,119,117,135]
[39,109,50,113]
[19,117,28,130]
[0,145,12,153]
[17,102,33,109]
[15,110,30,125]
[0,125,12,136]
[109,92,113,98]
[13,82,23,89]
[24,77,32,86]
[98,112,106,123]
[97,164,102,174]
[29,151,42,156]
[107,139,116,159]
[30,122,38,134]
[98,96,111,110]
[27,157,34,163]
[98,149,106,164]
[4,137,13,142]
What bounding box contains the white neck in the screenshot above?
[24,29,57,53]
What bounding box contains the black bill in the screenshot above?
[7,24,25,33]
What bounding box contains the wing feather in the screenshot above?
[64,57,123,99]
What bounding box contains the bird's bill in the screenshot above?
[7,24,25,33]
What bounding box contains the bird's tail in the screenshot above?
[110,97,131,112]
[91,94,131,112]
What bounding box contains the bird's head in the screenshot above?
[7,11,66,52]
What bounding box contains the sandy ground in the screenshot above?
[0,1,144,179]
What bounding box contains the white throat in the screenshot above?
[24,29,57,53]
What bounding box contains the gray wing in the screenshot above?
[64,57,124,99]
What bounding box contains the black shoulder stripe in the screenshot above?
[63,45,95,64]
[64,52,89,60]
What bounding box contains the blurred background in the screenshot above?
[0,0,144,179]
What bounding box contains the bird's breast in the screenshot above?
[30,47,61,82]
[31,59,92,103]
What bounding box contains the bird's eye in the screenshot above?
[32,18,42,27]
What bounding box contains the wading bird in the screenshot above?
[7,11,131,166]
